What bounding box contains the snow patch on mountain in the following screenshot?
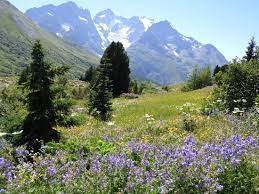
[139,17,154,31]
[94,10,155,50]
[78,16,88,22]
[107,27,133,48]
[61,24,71,32]
[56,32,63,38]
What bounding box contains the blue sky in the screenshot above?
[9,0,259,60]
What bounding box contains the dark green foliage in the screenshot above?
[256,95,259,104]
[213,64,228,76]
[52,75,76,127]
[101,42,131,97]
[71,86,88,100]
[183,66,213,91]
[219,161,258,194]
[212,38,259,112]
[130,80,145,95]
[19,40,71,147]
[80,66,95,82]
[57,114,86,128]
[221,60,258,111]
[213,65,220,76]
[243,37,256,62]
[180,115,197,132]
[162,86,170,92]
[0,84,27,133]
[213,64,229,86]
[255,46,259,61]
[88,63,112,121]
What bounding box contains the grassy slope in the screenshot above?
[0,0,99,76]
[113,86,211,128]
[61,86,242,148]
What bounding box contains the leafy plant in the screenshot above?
[180,113,197,132]
[183,66,213,91]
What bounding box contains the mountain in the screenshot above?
[0,0,99,77]
[26,1,103,55]
[128,21,228,85]
[94,9,154,50]
[25,2,227,84]
[26,4,154,55]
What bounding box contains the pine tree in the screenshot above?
[243,37,256,62]
[20,40,69,148]
[101,42,130,97]
[88,63,112,121]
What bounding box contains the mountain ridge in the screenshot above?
[23,1,228,84]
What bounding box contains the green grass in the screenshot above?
[61,86,233,147]
[112,86,212,128]
[62,84,257,149]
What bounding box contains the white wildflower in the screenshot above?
[0,132,7,137]
[12,130,23,135]
[107,122,115,126]
[242,99,247,103]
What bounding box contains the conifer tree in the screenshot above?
[101,42,130,97]
[20,40,68,148]
[88,63,112,121]
[243,37,256,62]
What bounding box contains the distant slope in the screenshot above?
[128,21,228,85]
[0,0,99,77]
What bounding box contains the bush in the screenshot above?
[183,66,212,91]
[200,88,226,115]
[242,108,259,131]
[180,113,197,132]
[0,84,27,133]
[162,86,169,92]
[220,60,258,111]
[71,86,88,100]
[57,114,86,127]
[130,80,145,95]
[219,160,258,194]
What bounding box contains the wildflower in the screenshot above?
[0,132,7,137]
[47,166,56,176]
[107,121,115,126]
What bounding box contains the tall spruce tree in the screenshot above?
[101,42,130,97]
[243,37,256,62]
[20,40,67,148]
[88,63,112,121]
